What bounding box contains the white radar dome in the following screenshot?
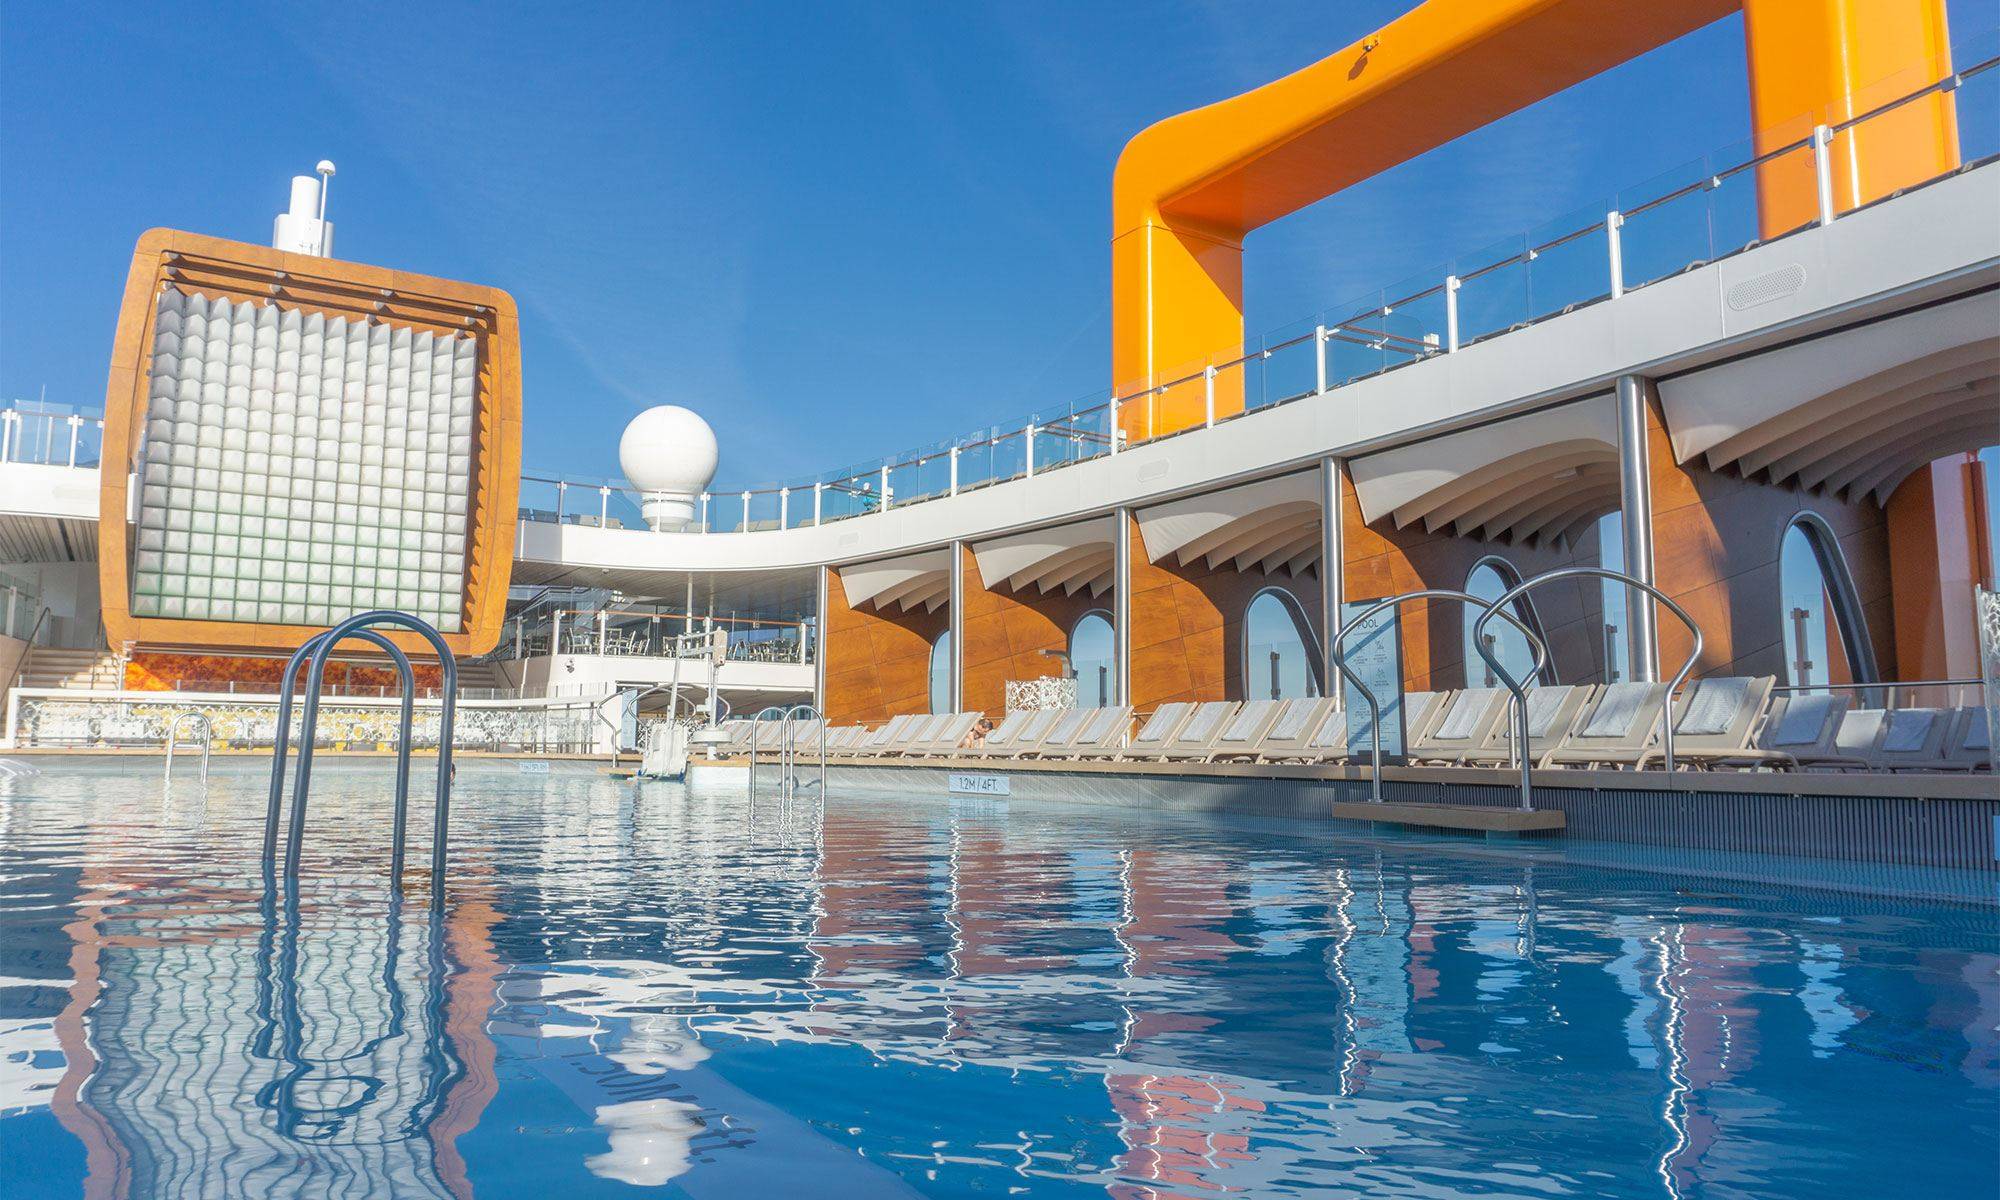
[619,405,718,532]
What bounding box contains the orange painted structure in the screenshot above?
[1110,0,1956,436]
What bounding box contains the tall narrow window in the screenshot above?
[1596,511,1632,684]
[1464,558,1551,687]
[1069,611,1115,707]
[1244,588,1320,699]
[1978,445,1999,587]
[1779,514,1875,689]
[928,630,952,714]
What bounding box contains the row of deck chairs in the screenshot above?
[711,679,1992,772]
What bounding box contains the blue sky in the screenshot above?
[4,2,1995,491]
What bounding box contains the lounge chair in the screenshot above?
[890,713,952,757]
[979,707,1065,759]
[1109,702,1196,760]
[1290,702,1353,763]
[1939,708,1996,771]
[1750,693,1865,770]
[1409,688,1510,764]
[1251,698,1336,761]
[967,709,1034,757]
[1541,682,1671,768]
[1346,690,1446,763]
[913,711,983,756]
[1459,685,1592,767]
[1209,699,1288,762]
[1060,706,1135,758]
[1637,676,1781,769]
[1870,707,1954,771]
[1026,707,1094,758]
[851,713,917,757]
[1156,701,1242,762]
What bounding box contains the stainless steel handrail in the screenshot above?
[271,612,458,910]
[265,627,415,879]
[165,710,212,784]
[1473,566,1702,811]
[1330,589,1548,805]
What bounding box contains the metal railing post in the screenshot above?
[1812,124,1837,225]
[813,481,824,525]
[700,492,709,532]
[1203,367,1216,425]
[555,480,567,522]
[1024,424,1037,477]
[1314,324,1328,393]
[779,486,789,528]
[67,415,81,468]
[1444,275,1462,352]
[598,485,609,527]
[1606,211,1625,299]
[948,445,960,495]
[740,490,751,531]
[1108,394,1121,454]
[879,465,891,512]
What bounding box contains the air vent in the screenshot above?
[1726,263,1806,311]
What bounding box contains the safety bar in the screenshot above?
[165,711,212,785]
[1473,566,1701,811]
[780,703,827,800]
[265,627,415,879]
[1331,589,1548,805]
[268,611,458,910]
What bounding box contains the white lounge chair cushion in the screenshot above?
[1308,708,1347,749]
[1268,700,1318,741]
[983,710,1032,747]
[1134,704,1188,744]
[1219,700,1280,744]
[1433,689,1501,742]
[1676,677,1751,736]
[1044,708,1088,745]
[1080,707,1125,742]
[1963,714,1991,752]
[1834,709,1886,754]
[1522,686,1577,738]
[1770,694,1840,747]
[1882,709,1939,753]
[1178,703,1231,742]
[1581,683,1657,739]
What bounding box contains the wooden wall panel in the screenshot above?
[958,545,1100,717]
[1647,395,1898,681]
[1126,514,1325,710]
[821,566,947,725]
[1341,472,1607,692]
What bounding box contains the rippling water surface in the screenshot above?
[0,758,1995,1198]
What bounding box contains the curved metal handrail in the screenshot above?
[779,703,827,800]
[165,710,213,784]
[1473,566,1702,810]
[281,612,459,910]
[746,704,788,803]
[265,627,416,881]
[1330,589,1549,805]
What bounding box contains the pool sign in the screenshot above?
[1340,600,1408,759]
[948,773,1011,796]
[518,760,552,775]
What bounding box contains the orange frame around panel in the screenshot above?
[1109,0,1955,439]
[98,229,522,659]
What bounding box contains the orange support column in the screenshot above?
[1743,0,1958,236]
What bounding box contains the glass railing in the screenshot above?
[12,38,1995,541]
[503,604,814,665]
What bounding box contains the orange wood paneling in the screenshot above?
[1341,472,1606,692]
[98,229,521,661]
[821,565,948,725]
[1125,513,1326,710]
[958,544,1101,718]
[1647,394,1897,681]
[1883,455,1984,680]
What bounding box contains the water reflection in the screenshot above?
[0,765,1995,1198]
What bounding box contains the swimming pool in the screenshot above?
[1,759,1994,1198]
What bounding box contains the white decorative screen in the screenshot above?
[131,287,473,631]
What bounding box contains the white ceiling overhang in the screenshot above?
[1135,471,1322,577]
[971,518,1115,597]
[838,548,953,613]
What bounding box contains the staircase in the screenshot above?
[17,646,124,691]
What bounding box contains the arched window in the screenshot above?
[928,630,952,714]
[1464,557,1553,688]
[1779,513,1876,689]
[1243,588,1320,699]
[1595,511,1632,683]
[1069,611,1115,707]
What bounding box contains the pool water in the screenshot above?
[1,759,1995,1198]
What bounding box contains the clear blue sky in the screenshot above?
[4,2,1994,491]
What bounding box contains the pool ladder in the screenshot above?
[748,703,826,805]
[1329,567,1703,813]
[262,611,459,909]
[165,711,213,785]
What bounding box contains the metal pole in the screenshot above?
[1444,275,1461,352]
[1318,456,1346,709]
[1812,125,1837,226]
[779,487,789,529]
[1606,211,1625,299]
[948,446,960,496]
[1203,367,1216,425]
[814,566,829,712]
[1615,374,1660,683]
[1108,394,1121,453]
[813,482,824,526]
[597,609,608,656]
[1112,509,1133,706]
[948,541,964,713]
[1314,324,1328,393]
[1024,424,1037,477]
[879,465,890,512]
[599,486,609,527]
